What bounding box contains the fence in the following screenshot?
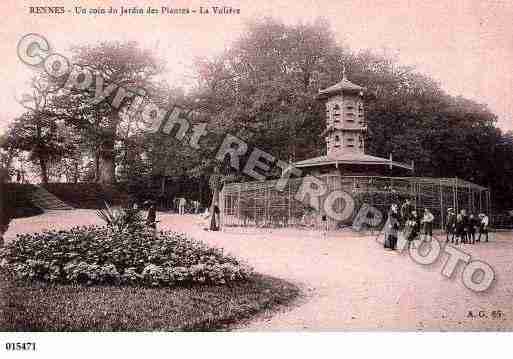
[220,175,491,231]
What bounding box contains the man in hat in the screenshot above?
[446,208,456,243]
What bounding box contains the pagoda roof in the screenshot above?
[293,152,413,171]
[318,76,365,98]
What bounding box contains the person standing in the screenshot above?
[400,199,414,227]
[406,210,420,248]
[468,213,478,244]
[145,201,157,237]
[455,211,464,245]
[478,213,489,242]
[384,204,400,250]
[446,208,456,243]
[178,197,187,216]
[460,209,469,244]
[421,208,434,239]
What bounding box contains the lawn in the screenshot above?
[0,270,300,331]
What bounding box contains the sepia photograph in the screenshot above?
[0,0,512,357]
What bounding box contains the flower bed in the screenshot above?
[0,226,252,287]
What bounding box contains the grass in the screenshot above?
[0,270,300,331]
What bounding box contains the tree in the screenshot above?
[4,76,74,184]
[3,112,72,184]
[48,41,164,184]
[194,17,513,209]
[194,18,346,164]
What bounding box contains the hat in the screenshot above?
[447,208,454,212]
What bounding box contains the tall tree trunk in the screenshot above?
[0,167,9,245]
[39,157,49,184]
[73,160,79,183]
[97,115,118,184]
[98,140,115,184]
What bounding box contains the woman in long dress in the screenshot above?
[384,204,400,250]
[406,210,420,248]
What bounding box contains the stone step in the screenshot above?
[30,186,74,210]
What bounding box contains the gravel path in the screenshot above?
[5,210,513,331]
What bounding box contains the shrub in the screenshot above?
[0,226,253,287]
[96,202,146,233]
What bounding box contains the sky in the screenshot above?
[0,0,512,134]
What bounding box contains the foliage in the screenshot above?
[3,18,513,209]
[0,269,299,331]
[194,18,513,209]
[96,202,145,232]
[0,226,253,287]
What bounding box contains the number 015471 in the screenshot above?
[5,342,36,351]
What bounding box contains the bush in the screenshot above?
[0,226,253,287]
[96,202,146,233]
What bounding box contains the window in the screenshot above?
[347,138,355,147]
[333,104,341,117]
[335,135,340,142]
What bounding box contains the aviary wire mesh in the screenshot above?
[220,176,490,231]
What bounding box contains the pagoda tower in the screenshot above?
[293,71,413,177]
[321,69,367,157]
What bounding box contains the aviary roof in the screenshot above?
[294,152,413,171]
[318,77,365,97]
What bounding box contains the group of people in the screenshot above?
[384,199,434,250]
[384,198,490,250]
[445,208,489,244]
[173,197,201,215]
